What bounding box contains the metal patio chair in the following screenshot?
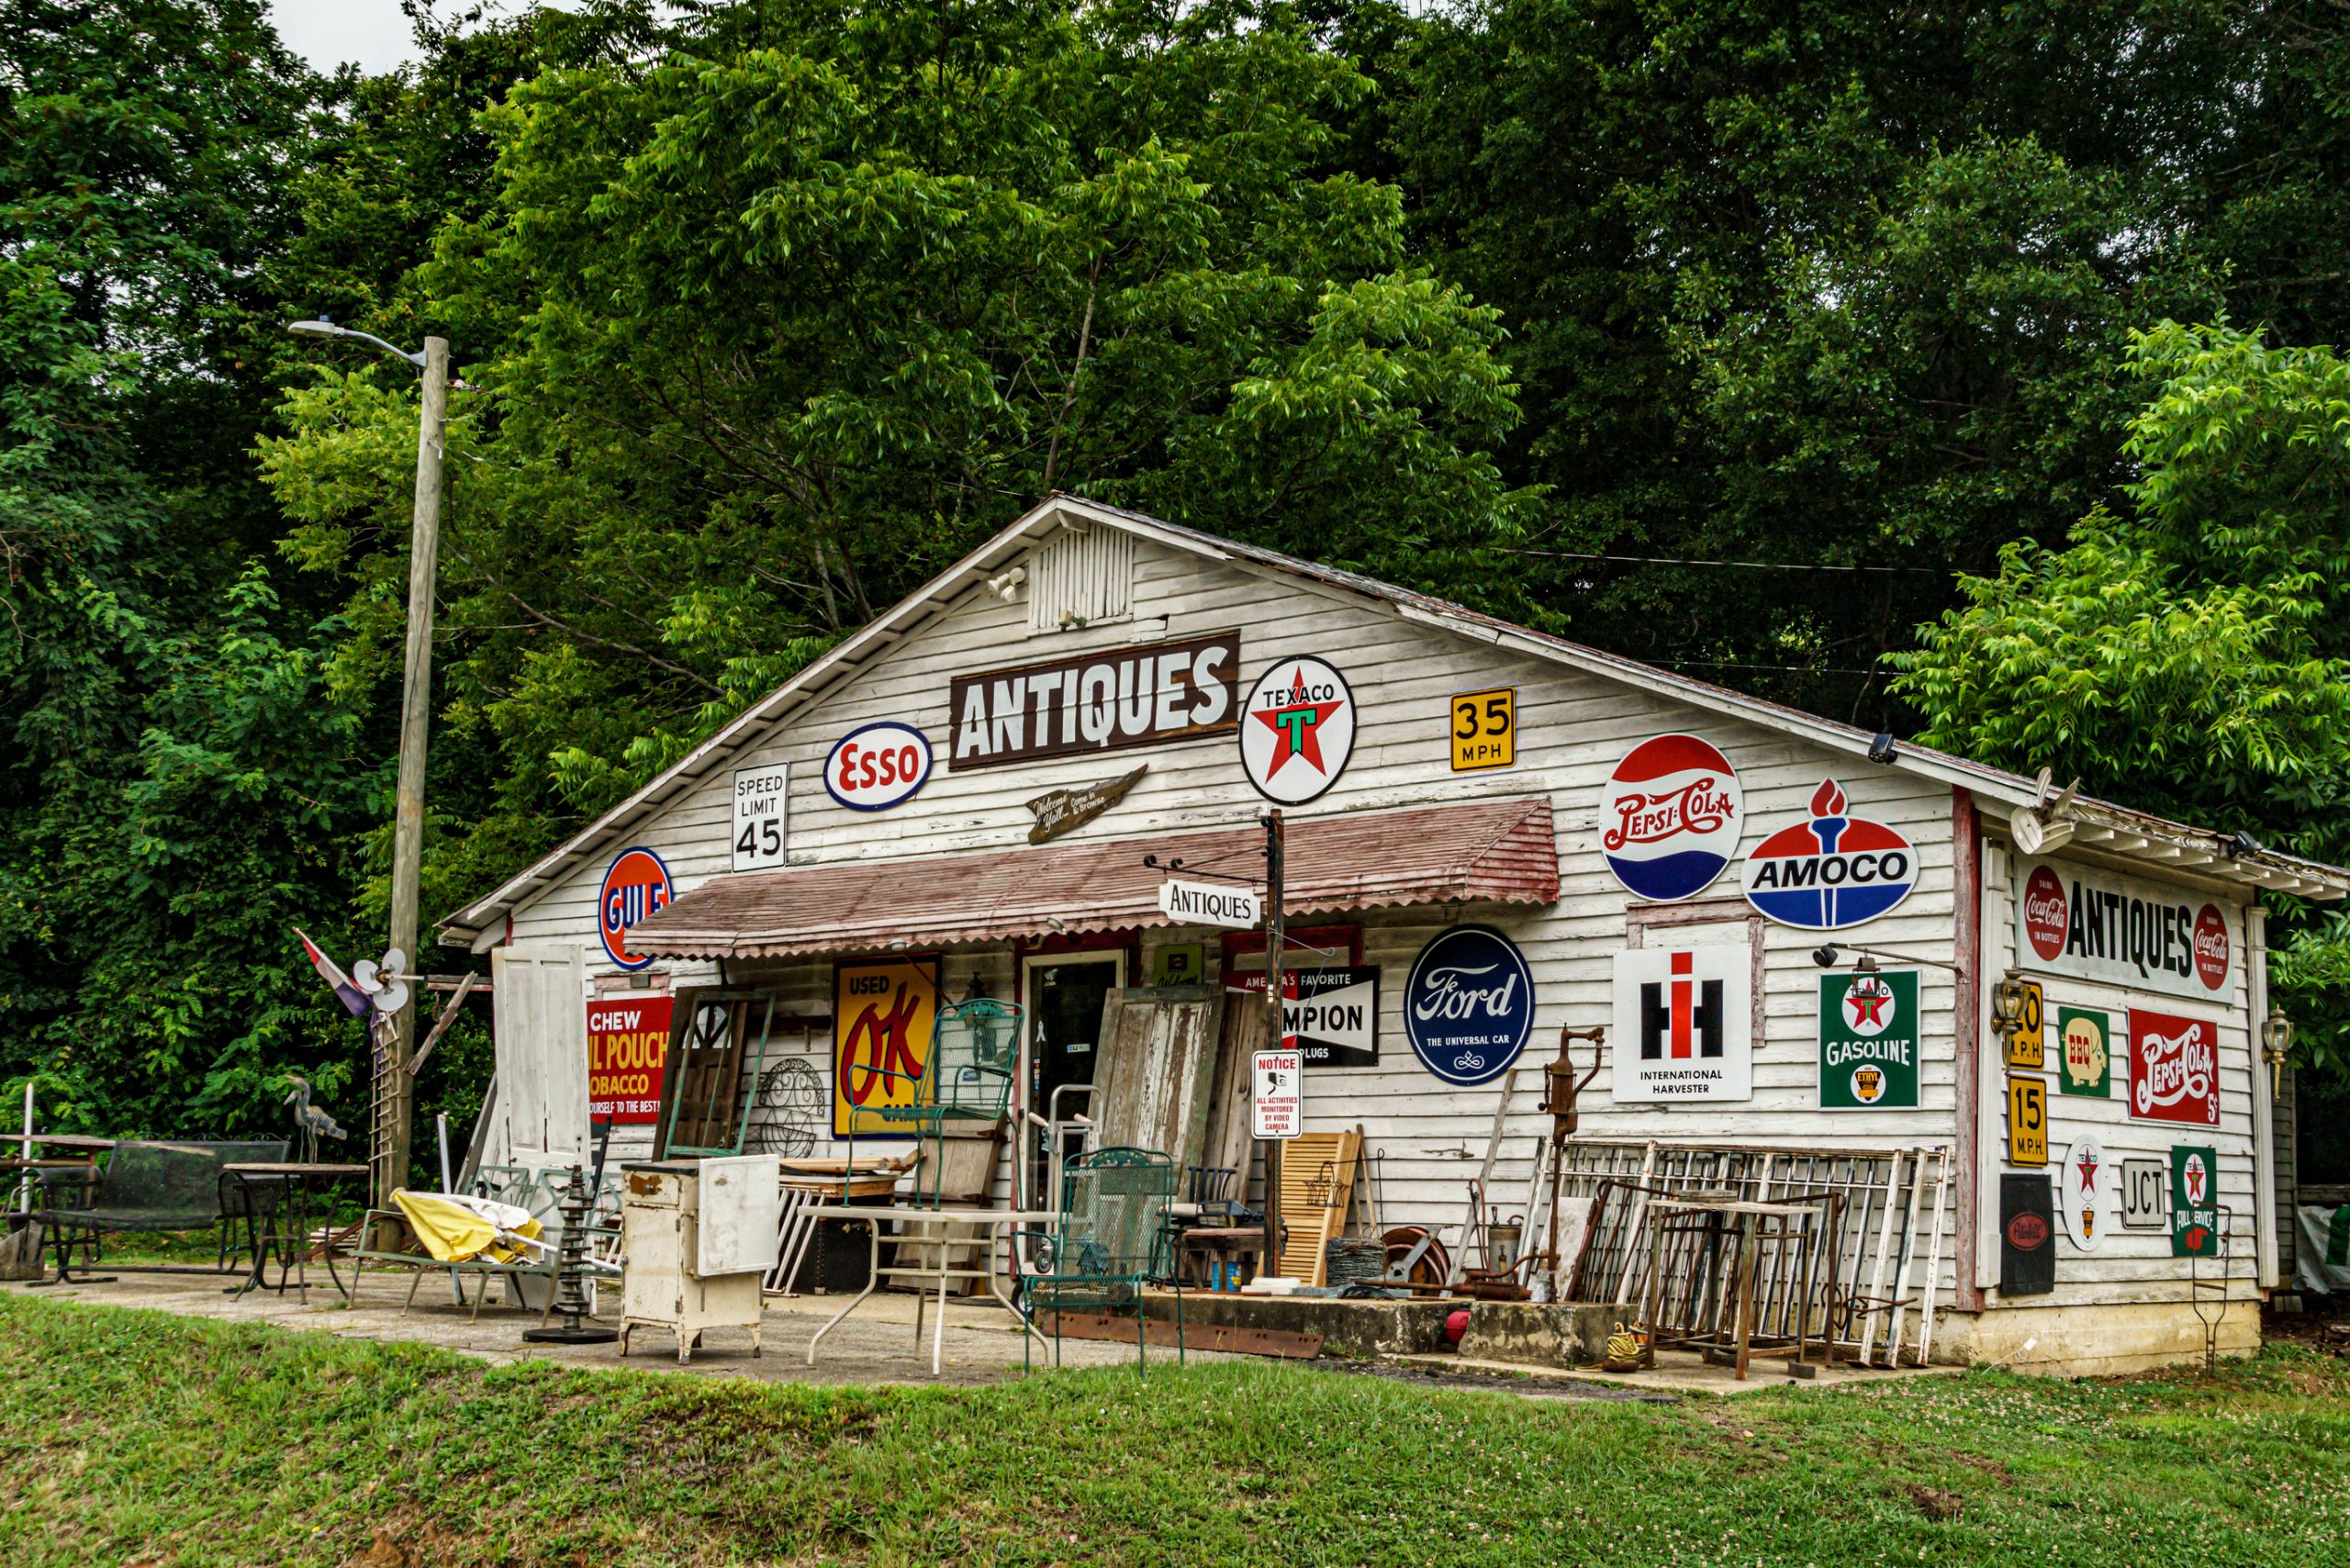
[845,998,1020,1208]
[1020,1146,1183,1372]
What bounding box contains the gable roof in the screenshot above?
[440,494,2348,946]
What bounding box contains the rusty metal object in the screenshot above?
[1536,1025,1605,1290]
[1381,1225,1451,1292]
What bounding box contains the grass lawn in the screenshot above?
[2,1293,2344,1566]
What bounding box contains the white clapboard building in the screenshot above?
[440,495,2347,1374]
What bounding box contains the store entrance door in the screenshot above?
[1024,951,1125,1200]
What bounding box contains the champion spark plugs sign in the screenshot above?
[2015,858,2232,1002]
[588,997,673,1124]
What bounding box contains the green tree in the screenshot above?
[1891,321,2350,1065]
[267,0,1537,912]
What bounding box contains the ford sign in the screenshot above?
[1404,925,1536,1087]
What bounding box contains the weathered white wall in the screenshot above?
[498,524,2262,1322]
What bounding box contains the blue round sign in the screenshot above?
[1404,924,1537,1087]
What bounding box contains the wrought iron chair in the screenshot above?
[1020,1146,1183,1371]
[845,998,1020,1208]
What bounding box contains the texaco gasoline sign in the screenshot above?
[1817,969,1921,1109]
[1238,655,1356,804]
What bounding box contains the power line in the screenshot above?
[1512,548,1948,576]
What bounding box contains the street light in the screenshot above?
[285,315,451,1215]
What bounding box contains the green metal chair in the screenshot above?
[1021,1146,1183,1372]
[846,997,1020,1208]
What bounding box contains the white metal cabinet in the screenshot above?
[618,1158,775,1362]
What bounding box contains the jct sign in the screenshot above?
[588,997,673,1124]
[2127,1008,2221,1126]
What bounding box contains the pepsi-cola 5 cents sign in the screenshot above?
[1404,925,1535,1087]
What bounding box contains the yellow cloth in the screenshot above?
[391,1189,542,1264]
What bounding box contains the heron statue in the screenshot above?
[282,1075,348,1163]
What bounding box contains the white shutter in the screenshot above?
[1025,527,1134,634]
[489,944,591,1167]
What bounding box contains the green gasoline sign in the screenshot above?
[1818,970,1921,1109]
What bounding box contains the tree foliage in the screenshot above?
[1893,322,2350,1064]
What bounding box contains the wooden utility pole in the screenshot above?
[375,334,449,1212]
[1261,809,1284,1277]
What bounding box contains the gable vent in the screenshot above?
[1025,526,1134,634]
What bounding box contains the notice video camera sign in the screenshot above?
[1251,1050,1302,1140]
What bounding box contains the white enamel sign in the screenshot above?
[1608,946,1753,1103]
[2015,857,2232,1002]
[1158,878,1263,931]
[2056,1138,2109,1252]
[731,762,789,871]
[1237,655,1357,804]
[1251,1049,1302,1139]
[824,722,934,812]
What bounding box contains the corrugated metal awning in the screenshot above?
[626,797,1560,959]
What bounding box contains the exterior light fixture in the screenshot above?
[2009,768,2079,857]
[285,316,430,367]
[1989,969,2033,1037]
[2262,1005,2295,1099]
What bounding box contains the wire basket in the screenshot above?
[1326,1237,1388,1289]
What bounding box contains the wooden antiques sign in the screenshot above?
[832,957,939,1137]
[2015,857,2232,1001]
[588,996,673,1125]
[1025,764,1146,843]
[2170,1145,2221,1258]
[1610,946,1753,1103]
[948,632,1241,771]
[2127,1008,2221,1126]
[1999,1173,2056,1295]
[1817,970,1920,1109]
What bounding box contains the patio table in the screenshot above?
[223,1162,369,1305]
[803,1204,1055,1376]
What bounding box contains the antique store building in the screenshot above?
[440,495,2346,1375]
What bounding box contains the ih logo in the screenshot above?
[1639,951,1725,1060]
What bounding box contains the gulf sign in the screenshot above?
[2016,857,2231,1002]
[1740,779,1917,930]
[825,721,934,811]
[1599,734,1743,902]
[598,847,673,971]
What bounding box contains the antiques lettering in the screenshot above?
[949,632,1240,770]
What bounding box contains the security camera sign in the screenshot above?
[1251,1049,1302,1140]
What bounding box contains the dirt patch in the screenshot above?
[1899,1483,1964,1522]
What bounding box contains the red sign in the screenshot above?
[2192,906,2230,991]
[2128,1008,2221,1126]
[598,846,673,970]
[588,996,673,1124]
[2022,865,2068,961]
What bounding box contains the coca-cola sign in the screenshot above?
[2012,857,2232,1001]
[2126,1008,2221,1126]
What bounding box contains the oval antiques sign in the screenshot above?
[1599,734,1744,902]
[1404,925,1536,1087]
[2015,857,2231,1002]
[1740,778,1918,931]
[825,721,934,812]
[598,846,673,971]
[1238,655,1358,804]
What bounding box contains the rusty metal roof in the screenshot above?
[626,797,1560,960]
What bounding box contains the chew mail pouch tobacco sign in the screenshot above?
[949,631,1241,770]
[588,996,673,1125]
[2127,1008,2221,1126]
[2015,857,2232,1002]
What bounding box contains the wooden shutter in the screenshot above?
[489,945,589,1165]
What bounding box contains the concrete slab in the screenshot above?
[0,1271,1237,1387]
[1386,1348,1964,1395]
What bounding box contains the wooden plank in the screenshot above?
[1091,986,1224,1171]
[1036,1311,1324,1360]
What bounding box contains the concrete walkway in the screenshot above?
[2,1268,1229,1388]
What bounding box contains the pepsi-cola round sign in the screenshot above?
[598,846,673,971]
[1599,734,1745,902]
[1404,924,1537,1087]
[824,721,934,812]
[1740,778,1917,931]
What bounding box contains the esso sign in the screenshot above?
[825,722,934,812]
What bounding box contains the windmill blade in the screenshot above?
[374,978,412,1015]
[352,958,384,996]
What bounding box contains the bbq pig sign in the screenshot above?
[2016,858,2232,1002]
